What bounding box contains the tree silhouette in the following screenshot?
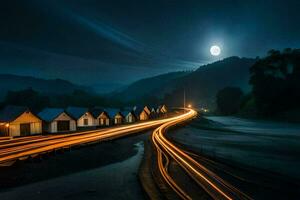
[216,87,243,115]
[250,48,300,116]
[4,88,50,112]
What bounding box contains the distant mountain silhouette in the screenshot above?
[111,71,190,102]
[0,74,90,100]
[113,57,256,109]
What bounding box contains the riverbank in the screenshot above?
[0,132,150,200]
[166,115,300,199]
[138,138,165,200]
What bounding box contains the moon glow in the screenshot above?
[210,45,221,56]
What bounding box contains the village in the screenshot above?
[0,105,168,137]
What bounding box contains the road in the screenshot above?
[152,109,252,200]
[0,112,183,167]
[0,110,256,199]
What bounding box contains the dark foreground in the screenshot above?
[0,132,150,200]
[167,116,300,199]
[1,115,300,200]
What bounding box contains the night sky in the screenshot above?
[0,0,299,91]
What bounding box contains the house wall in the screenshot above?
[99,118,110,126]
[125,113,135,123]
[140,110,149,121]
[9,112,42,137]
[98,113,110,126]
[0,124,9,136]
[144,106,151,115]
[156,105,167,116]
[47,113,76,133]
[77,112,96,127]
[161,105,167,113]
[49,122,56,132]
[114,113,123,124]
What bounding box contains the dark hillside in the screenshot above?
[0,74,90,100]
[112,57,256,109]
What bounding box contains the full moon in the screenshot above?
[210,45,221,56]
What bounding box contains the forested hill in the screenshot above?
[0,74,90,100]
[173,56,256,108]
[111,71,190,102]
[112,57,256,108]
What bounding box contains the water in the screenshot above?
[169,116,300,199]
[0,140,147,200]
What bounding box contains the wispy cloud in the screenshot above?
[68,12,145,53]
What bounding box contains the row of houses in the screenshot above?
[0,105,168,137]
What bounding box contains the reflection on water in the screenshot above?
[0,142,146,200]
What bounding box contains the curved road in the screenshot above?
[0,112,183,166]
[1,109,252,199]
[152,109,252,200]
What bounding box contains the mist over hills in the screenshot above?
[113,57,256,109]
[0,74,90,100]
[0,56,256,110]
[110,71,190,101]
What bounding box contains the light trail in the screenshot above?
[152,109,252,200]
[0,113,183,166]
[0,109,252,200]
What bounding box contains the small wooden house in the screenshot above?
[105,108,124,125]
[124,110,138,123]
[161,105,168,113]
[157,105,168,114]
[38,108,76,133]
[0,105,42,137]
[98,111,110,126]
[150,107,158,119]
[134,107,149,121]
[90,107,104,126]
[144,106,151,115]
[66,107,96,128]
[90,107,111,127]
